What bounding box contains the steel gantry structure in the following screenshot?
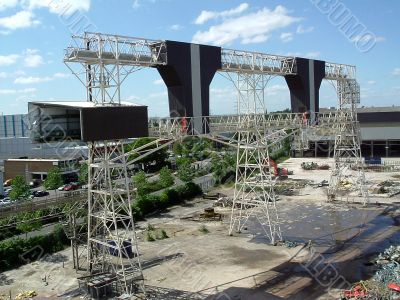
[55,31,369,298]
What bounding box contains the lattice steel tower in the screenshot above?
[228,73,282,244]
[328,78,369,204]
[63,32,166,296]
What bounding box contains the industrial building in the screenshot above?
[0,113,87,160]
[4,157,80,182]
[308,106,400,158]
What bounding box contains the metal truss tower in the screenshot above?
[328,78,369,204]
[64,32,162,296]
[228,73,282,244]
[87,141,145,294]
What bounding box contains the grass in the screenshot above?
[157,229,169,240]
[199,225,209,234]
[146,232,156,242]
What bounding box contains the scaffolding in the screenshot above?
[64,32,148,297]
[328,79,369,204]
[226,73,282,244]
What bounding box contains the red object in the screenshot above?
[63,185,73,191]
[180,118,188,133]
[388,283,400,292]
[264,158,288,177]
[343,285,368,298]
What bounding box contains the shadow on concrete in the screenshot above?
[142,253,184,270]
[0,273,14,286]
[196,204,400,299]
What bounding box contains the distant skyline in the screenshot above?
[0,0,399,117]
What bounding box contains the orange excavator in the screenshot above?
[264,158,291,178]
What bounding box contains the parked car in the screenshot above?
[58,184,68,191]
[3,179,12,187]
[4,187,12,196]
[0,198,11,205]
[63,183,79,191]
[32,190,49,197]
[29,180,40,188]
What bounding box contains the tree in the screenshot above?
[159,167,174,188]
[125,137,168,170]
[9,175,30,201]
[132,171,149,196]
[79,162,88,184]
[177,160,194,182]
[16,220,42,239]
[211,153,236,184]
[44,167,64,190]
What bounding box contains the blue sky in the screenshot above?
[0,0,399,117]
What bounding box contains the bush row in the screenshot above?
[132,182,202,219]
[0,225,69,272]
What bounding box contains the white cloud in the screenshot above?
[242,34,268,44]
[23,48,43,67]
[305,51,320,58]
[0,10,39,30]
[148,91,167,98]
[265,84,287,96]
[194,3,249,25]
[14,76,53,84]
[210,88,236,99]
[367,80,376,85]
[0,54,19,66]
[0,87,37,94]
[280,32,293,43]
[285,51,320,58]
[132,0,140,9]
[0,0,18,11]
[23,0,91,16]
[392,68,400,76]
[352,34,386,44]
[153,79,164,85]
[169,24,183,31]
[296,25,314,34]
[0,70,25,78]
[53,72,70,78]
[192,5,300,46]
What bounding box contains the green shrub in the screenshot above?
[199,225,209,234]
[146,232,155,242]
[0,225,69,272]
[131,183,202,220]
[160,229,169,239]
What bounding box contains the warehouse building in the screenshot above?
[4,158,80,182]
[0,113,87,160]
[306,106,400,158]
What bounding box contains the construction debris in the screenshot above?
[370,180,400,197]
[281,240,300,248]
[15,291,37,300]
[301,162,318,170]
[342,244,400,299]
[199,207,222,221]
[301,162,330,171]
[376,245,400,264]
[213,196,233,208]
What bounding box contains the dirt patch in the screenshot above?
[225,245,283,268]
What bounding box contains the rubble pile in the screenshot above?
[370,180,400,197]
[342,244,400,299]
[301,162,330,171]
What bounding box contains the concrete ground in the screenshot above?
[1,158,399,300]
